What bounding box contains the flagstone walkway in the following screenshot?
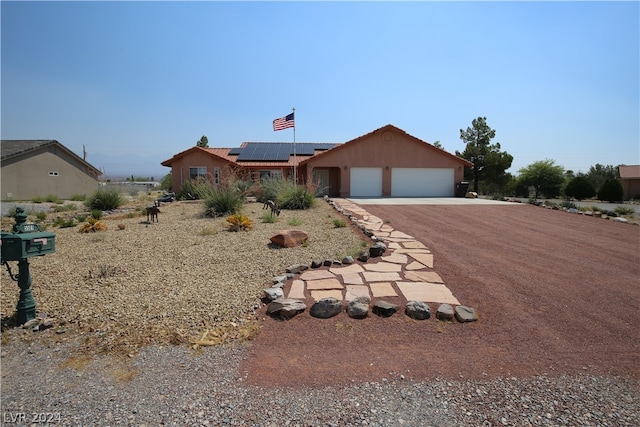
[285,199,460,306]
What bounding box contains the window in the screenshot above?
[213,167,220,185]
[259,170,283,182]
[189,167,207,180]
[48,171,59,177]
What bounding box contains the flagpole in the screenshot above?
[292,107,296,185]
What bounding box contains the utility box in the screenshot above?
[1,231,56,261]
[455,181,470,198]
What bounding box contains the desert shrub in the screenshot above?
[177,177,215,200]
[54,203,78,212]
[277,182,316,210]
[333,218,347,228]
[53,217,76,228]
[597,179,623,202]
[203,187,243,218]
[70,194,86,201]
[85,189,123,211]
[45,194,63,204]
[226,214,253,231]
[35,211,47,221]
[233,179,254,197]
[31,196,45,203]
[564,176,596,201]
[75,213,88,222]
[91,210,103,220]
[614,205,635,216]
[79,218,107,233]
[255,176,281,203]
[287,216,303,226]
[559,200,577,209]
[261,211,277,223]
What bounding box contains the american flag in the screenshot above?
[273,112,295,131]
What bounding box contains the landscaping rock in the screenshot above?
[613,217,628,223]
[269,230,309,248]
[347,296,370,319]
[309,298,343,319]
[455,305,478,323]
[286,263,309,274]
[372,300,399,318]
[267,298,306,320]
[405,301,431,320]
[357,251,370,262]
[369,242,387,257]
[342,256,354,265]
[263,287,284,302]
[323,259,333,267]
[311,260,323,268]
[436,303,455,321]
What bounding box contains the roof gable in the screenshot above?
[299,124,473,167]
[1,139,102,175]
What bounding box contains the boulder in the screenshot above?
[436,303,455,321]
[465,192,478,198]
[372,300,399,317]
[309,297,343,319]
[454,305,478,323]
[342,256,354,265]
[347,296,370,319]
[269,230,309,248]
[263,287,284,302]
[311,260,323,268]
[267,298,306,320]
[405,301,431,320]
[323,259,333,267]
[369,242,387,257]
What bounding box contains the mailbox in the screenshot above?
[1,231,56,261]
[1,207,56,325]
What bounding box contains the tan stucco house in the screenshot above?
[161,124,473,198]
[1,140,102,200]
[619,165,640,200]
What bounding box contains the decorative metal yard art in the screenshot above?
[1,207,56,325]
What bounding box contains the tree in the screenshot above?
[456,117,513,194]
[517,159,565,199]
[597,179,623,202]
[160,172,172,191]
[587,164,618,192]
[197,135,209,148]
[564,175,596,200]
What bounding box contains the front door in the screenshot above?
[312,169,330,196]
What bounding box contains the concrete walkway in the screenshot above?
[286,198,460,305]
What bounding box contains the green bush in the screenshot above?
[177,177,215,200]
[54,203,78,212]
[85,189,124,211]
[53,217,76,228]
[277,182,316,210]
[261,211,278,223]
[91,210,103,220]
[70,194,86,201]
[333,218,347,228]
[203,187,243,217]
[564,176,596,201]
[255,176,281,203]
[31,196,45,203]
[35,211,47,221]
[614,205,635,216]
[597,179,623,202]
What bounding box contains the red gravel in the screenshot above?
[242,203,640,387]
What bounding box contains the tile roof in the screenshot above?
[619,165,640,179]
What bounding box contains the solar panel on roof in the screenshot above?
[234,142,338,161]
[229,147,242,155]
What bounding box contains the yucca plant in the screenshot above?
[204,186,243,218]
[226,214,253,232]
[85,189,123,211]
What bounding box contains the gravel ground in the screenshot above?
[2,338,638,426]
[2,198,639,425]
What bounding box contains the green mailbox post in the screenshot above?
[1,207,55,325]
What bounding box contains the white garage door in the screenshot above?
[391,168,454,197]
[350,168,383,197]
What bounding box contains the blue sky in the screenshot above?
[2,1,638,179]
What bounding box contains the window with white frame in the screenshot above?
[189,167,207,180]
[259,170,283,182]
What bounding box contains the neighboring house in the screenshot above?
[161,124,473,198]
[619,165,640,200]
[1,140,102,200]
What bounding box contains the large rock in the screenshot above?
[309,297,343,319]
[405,301,431,320]
[267,298,306,320]
[347,296,370,319]
[372,300,399,317]
[270,230,309,248]
[263,287,284,302]
[369,242,387,257]
[286,263,309,274]
[357,251,370,263]
[454,305,478,323]
[436,303,455,321]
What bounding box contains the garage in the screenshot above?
[350,167,382,197]
[391,168,454,197]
